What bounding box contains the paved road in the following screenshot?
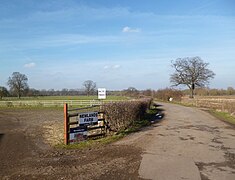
[116,102,235,180]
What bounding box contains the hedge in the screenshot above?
[103,98,152,132]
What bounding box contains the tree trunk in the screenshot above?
[18,91,21,99]
[190,88,194,98]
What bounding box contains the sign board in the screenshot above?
[69,126,88,143]
[98,88,106,99]
[78,112,98,125]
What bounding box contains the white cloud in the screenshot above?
[113,64,121,69]
[24,62,36,68]
[103,65,109,69]
[122,26,141,33]
[103,64,121,70]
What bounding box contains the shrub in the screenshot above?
[103,98,152,132]
[155,88,183,101]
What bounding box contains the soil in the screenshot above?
[0,109,142,180]
[1,103,235,180]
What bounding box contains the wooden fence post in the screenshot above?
[64,103,69,145]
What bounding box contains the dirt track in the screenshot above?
[0,109,141,180]
[1,103,235,180]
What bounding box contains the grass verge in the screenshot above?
[55,134,124,149]
[208,110,235,126]
[168,100,235,126]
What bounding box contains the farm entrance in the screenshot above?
[64,104,107,145]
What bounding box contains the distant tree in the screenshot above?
[83,80,97,96]
[155,88,183,101]
[124,87,139,97]
[170,57,215,98]
[61,88,69,96]
[0,86,9,99]
[143,89,153,97]
[7,72,29,99]
[26,88,40,97]
[227,87,235,95]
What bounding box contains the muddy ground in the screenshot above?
[0,109,142,180]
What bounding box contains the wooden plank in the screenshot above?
[69,121,78,125]
[88,126,105,130]
[68,112,79,117]
[68,105,100,112]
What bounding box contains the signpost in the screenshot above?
[98,88,106,100]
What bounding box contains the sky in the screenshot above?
[0,0,235,90]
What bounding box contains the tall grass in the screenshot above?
[181,96,235,117]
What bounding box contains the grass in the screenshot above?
[1,95,129,101]
[56,134,124,149]
[208,110,235,126]
[0,95,130,109]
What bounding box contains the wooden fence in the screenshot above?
[0,100,124,107]
[64,104,107,145]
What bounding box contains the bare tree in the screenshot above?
[170,57,215,98]
[83,80,96,96]
[7,72,29,99]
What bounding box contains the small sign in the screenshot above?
[98,88,106,99]
[69,127,88,143]
[79,112,98,125]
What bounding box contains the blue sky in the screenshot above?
[0,0,235,90]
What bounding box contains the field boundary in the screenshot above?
[181,97,235,116]
[0,100,125,107]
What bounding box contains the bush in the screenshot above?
[103,98,152,132]
[155,88,183,101]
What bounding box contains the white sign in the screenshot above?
[98,88,106,99]
[79,112,98,125]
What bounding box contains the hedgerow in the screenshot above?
[103,98,152,132]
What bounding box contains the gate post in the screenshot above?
[64,103,69,145]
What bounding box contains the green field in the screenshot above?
[0,95,131,109]
[1,95,129,101]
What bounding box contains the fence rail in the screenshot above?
[0,100,125,107]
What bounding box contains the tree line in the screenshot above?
[0,72,98,99]
[1,56,233,99]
